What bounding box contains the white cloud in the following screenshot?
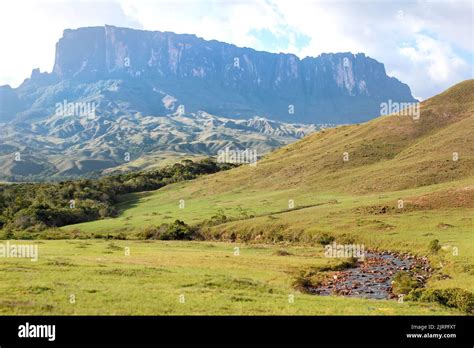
[266,0,473,99]
[118,0,284,51]
[400,35,467,82]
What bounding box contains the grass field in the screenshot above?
[58,178,473,310]
[0,240,462,315]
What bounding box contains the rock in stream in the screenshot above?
[308,251,431,300]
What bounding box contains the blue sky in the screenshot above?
[0,0,472,100]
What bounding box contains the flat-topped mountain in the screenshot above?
[2,25,416,124]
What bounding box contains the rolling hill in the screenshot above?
[175,79,473,195]
[64,80,473,235]
[0,111,318,180]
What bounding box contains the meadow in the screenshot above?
[0,240,461,315]
[15,176,473,315]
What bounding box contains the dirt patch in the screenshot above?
[274,249,292,256]
[409,186,474,209]
[353,205,395,215]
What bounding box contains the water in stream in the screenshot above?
[308,252,430,299]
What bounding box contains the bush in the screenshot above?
[206,209,228,226]
[11,230,37,240]
[293,269,326,293]
[139,226,159,240]
[114,232,127,240]
[159,220,196,240]
[428,239,441,253]
[392,271,420,295]
[317,233,335,245]
[1,228,14,239]
[407,288,473,314]
[138,220,198,241]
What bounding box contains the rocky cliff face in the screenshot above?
[5,25,416,124]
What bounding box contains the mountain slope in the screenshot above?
[64,80,473,236]
[160,79,474,196]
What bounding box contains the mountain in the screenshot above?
[1,25,416,125]
[0,110,317,180]
[0,25,419,179]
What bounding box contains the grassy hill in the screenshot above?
[65,80,474,234]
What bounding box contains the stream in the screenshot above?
[308,251,431,299]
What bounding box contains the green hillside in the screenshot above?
[65,80,474,235]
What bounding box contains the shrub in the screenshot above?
[37,228,81,240]
[392,271,420,295]
[428,239,441,253]
[407,288,473,314]
[207,209,228,226]
[1,228,14,239]
[156,220,197,241]
[114,232,127,240]
[139,226,159,240]
[293,269,326,293]
[317,233,335,245]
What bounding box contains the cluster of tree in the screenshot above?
[140,220,199,240]
[0,159,235,232]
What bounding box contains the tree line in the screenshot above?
[0,159,235,233]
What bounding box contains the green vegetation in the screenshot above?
[0,159,235,234]
[0,240,460,315]
[392,272,420,295]
[407,288,474,314]
[0,80,472,315]
[139,220,198,240]
[293,258,358,293]
[428,239,442,253]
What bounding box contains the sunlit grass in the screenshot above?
[0,240,460,315]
